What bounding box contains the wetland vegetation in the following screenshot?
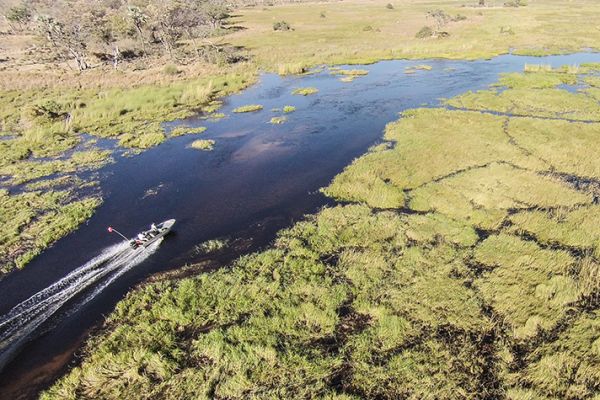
[43,67,600,399]
[190,139,216,151]
[2,0,600,398]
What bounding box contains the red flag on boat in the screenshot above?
[108,227,113,233]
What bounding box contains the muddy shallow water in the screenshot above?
[1,52,599,399]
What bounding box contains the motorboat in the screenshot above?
[129,219,176,249]
[107,220,176,249]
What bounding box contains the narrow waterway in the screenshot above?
[0,52,598,399]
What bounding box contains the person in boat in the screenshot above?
[150,223,158,232]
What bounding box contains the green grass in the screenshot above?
[475,234,578,339]
[324,109,548,210]
[232,104,264,113]
[189,139,215,151]
[509,205,600,257]
[446,87,600,121]
[409,162,590,230]
[511,311,600,398]
[496,71,576,89]
[292,87,319,96]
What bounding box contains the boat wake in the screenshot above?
[0,240,161,372]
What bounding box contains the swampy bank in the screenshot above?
[1,0,600,399]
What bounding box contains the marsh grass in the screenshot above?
[170,126,207,137]
[189,139,215,151]
[447,87,600,121]
[524,63,553,73]
[1,190,101,275]
[282,105,296,113]
[292,87,319,96]
[496,71,576,89]
[277,63,308,75]
[332,69,369,76]
[509,205,600,257]
[233,104,263,113]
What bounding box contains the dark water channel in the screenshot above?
[0,52,599,399]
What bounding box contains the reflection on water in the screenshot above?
[1,52,599,399]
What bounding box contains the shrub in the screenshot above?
[320,11,326,18]
[504,0,527,6]
[452,14,467,21]
[363,25,374,31]
[386,3,394,9]
[163,64,180,75]
[273,21,291,31]
[415,26,433,39]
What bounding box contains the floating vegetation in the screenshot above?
[193,238,230,255]
[292,87,319,96]
[170,126,207,137]
[283,105,296,113]
[189,139,215,151]
[413,64,432,70]
[233,104,264,113]
[208,112,226,120]
[270,116,287,124]
[524,63,553,73]
[332,69,369,82]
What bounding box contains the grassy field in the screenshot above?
[42,66,600,399]
[228,0,600,71]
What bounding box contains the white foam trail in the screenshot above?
[0,239,161,372]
